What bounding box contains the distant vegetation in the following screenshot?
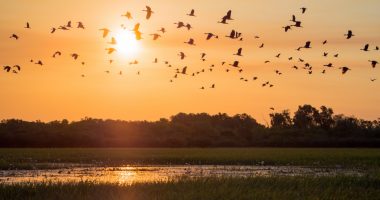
[0,105,379,147]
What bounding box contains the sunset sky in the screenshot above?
[0,0,379,123]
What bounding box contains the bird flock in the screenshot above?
[2,4,379,90]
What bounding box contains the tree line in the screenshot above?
[0,105,379,147]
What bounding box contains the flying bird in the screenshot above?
[301,7,307,14]
[105,48,116,54]
[53,51,62,58]
[99,28,110,38]
[229,61,240,68]
[205,33,218,40]
[339,67,351,74]
[3,66,11,72]
[71,53,79,60]
[35,60,43,66]
[108,37,117,45]
[181,66,188,75]
[77,22,85,29]
[142,6,154,20]
[121,12,133,19]
[10,34,19,40]
[25,22,31,29]
[184,38,195,45]
[178,52,186,60]
[158,27,166,34]
[234,48,243,56]
[150,34,161,40]
[187,9,196,17]
[344,30,354,39]
[361,44,370,51]
[369,60,378,68]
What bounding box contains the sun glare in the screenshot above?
[114,30,141,58]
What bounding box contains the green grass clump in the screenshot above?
[0,176,379,200]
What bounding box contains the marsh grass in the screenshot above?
[0,148,379,169]
[0,176,379,200]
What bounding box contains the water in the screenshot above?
[0,165,364,184]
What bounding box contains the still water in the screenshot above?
[0,165,363,184]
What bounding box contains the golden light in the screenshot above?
[114,30,141,58]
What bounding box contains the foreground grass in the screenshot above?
[0,176,379,200]
[0,148,379,169]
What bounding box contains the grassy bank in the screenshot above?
[0,176,379,200]
[0,148,379,169]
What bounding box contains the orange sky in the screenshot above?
[0,0,379,123]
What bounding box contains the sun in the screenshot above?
[114,30,141,58]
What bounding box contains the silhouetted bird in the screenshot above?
[324,63,333,68]
[369,60,378,68]
[323,40,328,45]
[77,22,85,29]
[344,30,354,39]
[229,61,240,68]
[35,60,43,66]
[99,28,110,38]
[226,30,236,39]
[53,51,62,58]
[150,34,161,40]
[187,9,196,17]
[290,15,297,22]
[234,48,243,56]
[3,66,11,72]
[292,21,302,28]
[361,44,370,51]
[205,33,219,40]
[108,37,117,45]
[184,38,195,45]
[25,22,31,29]
[158,27,166,34]
[71,53,79,60]
[105,48,116,54]
[174,21,185,28]
[122,12,133,19]
[185,24,193,30]
[301,41,311,49]
[218,16,228,24]
[339,67,351,74]
[51,28,56,34]
[301,7,307,14]
[10,34,19,40]
[181,66,187,75]
[225,10,233,20]
[142,6,154,20]
[178,52,186,60]
[283,26,291,32]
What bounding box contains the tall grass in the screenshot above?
[0,176,379,200]
[0,148,379,169]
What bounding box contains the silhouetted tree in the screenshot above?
[270,110,292,129]
[293,105,320,129]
